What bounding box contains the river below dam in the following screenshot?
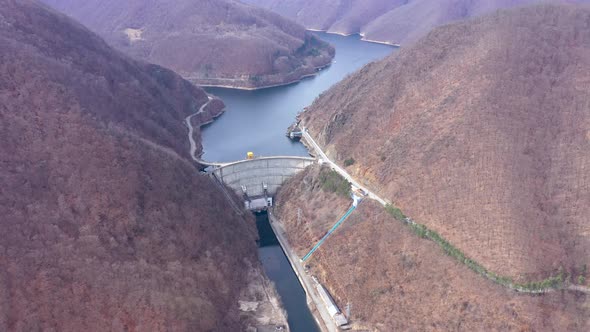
[202,32,395,331]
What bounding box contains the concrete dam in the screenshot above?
[210,156,315,210]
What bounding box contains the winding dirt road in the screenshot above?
[184,96,227,167]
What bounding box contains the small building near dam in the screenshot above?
[314,279,349,327]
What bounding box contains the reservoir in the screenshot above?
[202,32,395,162]
[202,32,395,331]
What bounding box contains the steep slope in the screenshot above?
[245,0,590,45]
[275,165,588,330]
[0,1,284,330]
[41,0,334,89]
[300,4,590,285]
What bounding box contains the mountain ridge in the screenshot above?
[244,0,590,45]
[271,6,589,330]
[0,1,285,330]
[41,0,334,89]
[300,3,590,285]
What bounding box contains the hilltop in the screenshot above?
[274,4,590,330]
[0,1,284,330]
[245,0,590,45]
[301,2,590,283]
[41,0,334,89]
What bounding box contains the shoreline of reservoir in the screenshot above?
[192,30,397,92]
[190,63,333,91]
[307,28,401,47]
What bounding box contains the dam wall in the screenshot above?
[212,156,315,198]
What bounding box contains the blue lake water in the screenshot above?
[202,32,395,162]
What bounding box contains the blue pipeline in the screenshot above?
[302,204,357,262]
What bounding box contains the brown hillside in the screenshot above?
[245,0,590,45]
[41,0,334,89]
[301,4,590,282]
[243,0,407,36]
[275,165,589,331]
[0,1,279,330]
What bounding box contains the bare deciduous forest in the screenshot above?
[41,0,335,89]
[291,5,590,330]
[0,1,262,330]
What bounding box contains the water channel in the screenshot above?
[202,32,395,331]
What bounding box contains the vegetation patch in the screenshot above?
[385,205,406,222]
[249,75,262,83]
[384,204,568,293]
[343,157,355,167]
[578,264,587,285]
[318,167,351,198]
[370,286,392,299]
[296,35,324,57]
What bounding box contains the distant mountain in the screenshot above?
[41,0,334,89]
[244,0,590,45]
[242,0,405,39]
[0,0,279,330]
[301,4,590,282]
